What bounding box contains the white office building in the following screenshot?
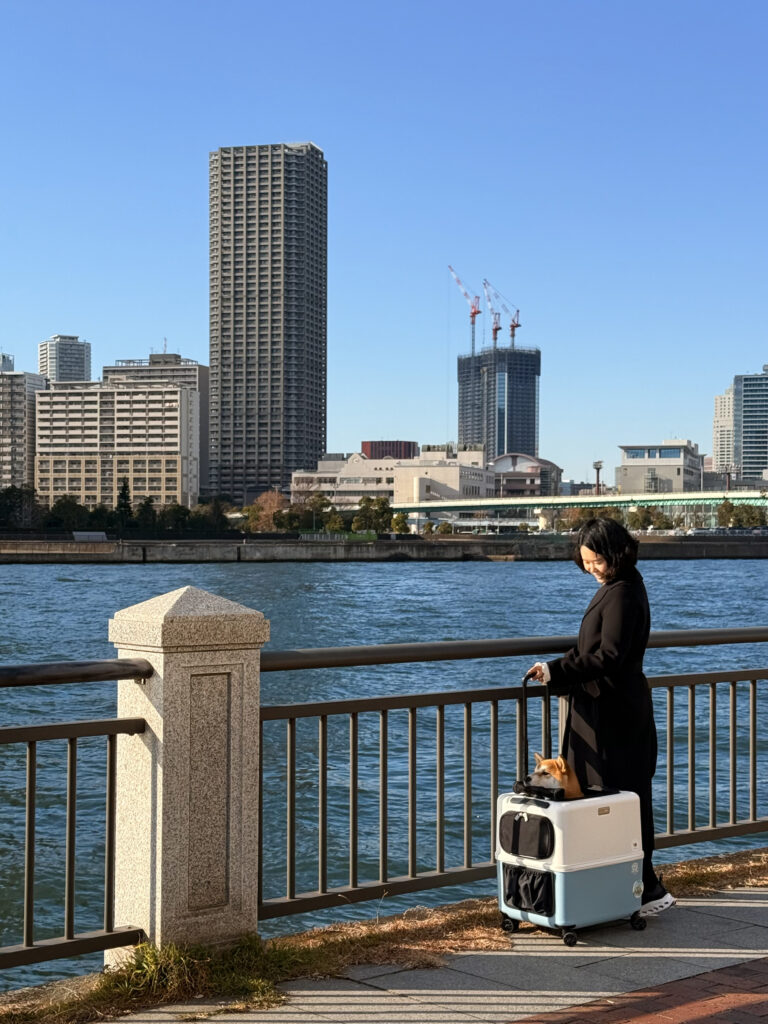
[292,446,495,510]
[615,441,704,493]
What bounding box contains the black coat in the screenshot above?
[546,568,657,794]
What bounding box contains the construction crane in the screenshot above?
[482,279,521,348]
[482,280,502,349]
[448,265,482,357]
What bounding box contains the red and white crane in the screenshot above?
[448,265,482,357]
[482,280,502,349]
[482,278,521,349]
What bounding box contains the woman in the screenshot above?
[526,517,675,917]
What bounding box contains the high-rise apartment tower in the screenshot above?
[712,386,734,473]
[733,365,768,480]
[457,346,541,460]
[209,142,327,502]
[38,335,91,382]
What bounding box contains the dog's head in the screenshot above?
[525,753,583,798]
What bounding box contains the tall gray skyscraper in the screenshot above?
[38,335,91,382]
[458,345,541,460]
[209,142,328,502]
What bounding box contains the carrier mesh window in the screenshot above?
[499,811,554,859]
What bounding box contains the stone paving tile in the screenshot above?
[446,950,628,994]
[680,889,768,928]
[358,965,588,1023]
[276,976,476,1023]
[343,963,404,981]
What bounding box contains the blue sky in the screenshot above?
[1,0,766,482]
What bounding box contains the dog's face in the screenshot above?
[525,752,570,790]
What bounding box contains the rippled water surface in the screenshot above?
[1,558,767,990]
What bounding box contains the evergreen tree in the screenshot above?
[116,478,133,530]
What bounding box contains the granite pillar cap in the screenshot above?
[109,585,270,652]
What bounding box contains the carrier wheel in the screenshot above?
[562,929,578,946]
[630,912,647,931]
[500,914,519,932]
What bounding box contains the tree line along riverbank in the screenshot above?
[1,534,768,563]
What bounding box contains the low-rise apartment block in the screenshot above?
[35,380,199,509]
[102,353,210,491]
[0,370,47,488]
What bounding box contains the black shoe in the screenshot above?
[639,875,677,917]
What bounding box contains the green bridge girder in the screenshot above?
[391,490,768,516]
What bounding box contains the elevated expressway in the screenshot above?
[391,490,768,517]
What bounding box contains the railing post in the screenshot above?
[106,585,270,956]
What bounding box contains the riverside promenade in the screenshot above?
[122,888,768,1024]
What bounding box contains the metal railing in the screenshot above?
[1,628,767,966]
[257,628,768,920]
[0,658,152,969]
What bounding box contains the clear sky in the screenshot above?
[1,0,766,482]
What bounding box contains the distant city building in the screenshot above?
[292,447,493,509]
[560,479,601,496]
[712,386,734,473]
[35,380,199,509]
[457,345,540,459]
[361,440,419,460]
[102,353,210,495]
[615,441,703,493]
[209,142,328,502]
[0,371,47,489]
[733,366,768,480]
[0,353,14,373]
[488,453,563,497]
[38,335,91,382]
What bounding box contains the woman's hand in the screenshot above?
[525,662,550,683]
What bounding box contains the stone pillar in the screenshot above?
[107,586,270,951]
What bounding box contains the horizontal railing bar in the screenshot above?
[260,627,768,673]
[649,669,768,687]
[0,718,146,745]
[263,683,546,720]
[0,927,145,969]
[263,669,768,720]
[258,864,496,919]
[657,818,768,849]
[0,659,153,688]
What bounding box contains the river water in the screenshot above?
[1,558,767,991]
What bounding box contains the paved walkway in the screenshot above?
[125,888,768,1024]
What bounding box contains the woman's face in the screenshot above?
[580,545,609,584]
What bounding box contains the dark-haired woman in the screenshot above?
[526,517,675,917]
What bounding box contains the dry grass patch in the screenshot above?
[2,846,767,1024]
[657,846,768,897]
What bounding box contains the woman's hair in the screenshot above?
[574,517,638,580]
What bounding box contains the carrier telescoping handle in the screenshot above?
[520,670,533,777]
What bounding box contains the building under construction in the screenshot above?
[452,271,541,460]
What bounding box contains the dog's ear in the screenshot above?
[555,756,568,772]
[534,752,543,765]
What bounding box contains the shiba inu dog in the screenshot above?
[526,752,584,800]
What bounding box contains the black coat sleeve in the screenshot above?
[547,582,644,694]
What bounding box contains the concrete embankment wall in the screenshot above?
[1,535,768,563]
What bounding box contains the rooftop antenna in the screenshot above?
[163,337,168,354]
